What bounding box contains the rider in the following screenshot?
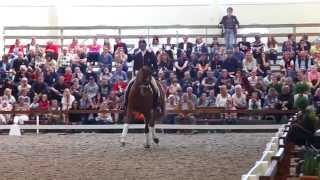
[124,39,160,112]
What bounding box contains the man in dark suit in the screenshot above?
[125,40,160,111]
[177,35,193,58]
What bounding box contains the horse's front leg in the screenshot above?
[120,115,131,147]
[150,110,159,144]
[144,113,151,148]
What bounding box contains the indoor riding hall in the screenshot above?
[0,0,320,179]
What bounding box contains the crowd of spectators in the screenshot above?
[0,31,320,125]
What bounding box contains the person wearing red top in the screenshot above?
[8,38,24,57]
[87,37,101,64]
[38,94,50,110]
[112,77,127,95]
[63,67,73,88]
[45,41,59,60]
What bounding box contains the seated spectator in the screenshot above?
[252,35,264,62]
[207,89,216,107]
[307,65,320,91]
[12,52,29,73]
[201,70,216,93]
[238,36,251,53]
[232,84,247,109]
[79,93,94,124]
[233,47,245,63]
[0,97,13,124]
[174,52,189,80]
[113,76,127,96]
[110,64,128,84]
[222,49,241,74]
[45,55,58,71]
[72,66,85,84]
[157,50,174,73]
[265,36,278,63]
[45,40,59,60]
[196,53,209,74]
[99,47,113,71]
[87,37,101,64]
[264,88,280,109]
[96,100,113,124]
[197,93,209,107]
[216,85,231,108]
[68,37,80,53]
[210,53,223,74]
[176,93,196,124]
[47,99,61,124]
[186,87,198,105]
[312,87,320,114]
[188,52,199,79]
[49,75,65,101]
[63,67,73,88]
[168,78,181,96]
[3,88,16,105]
[44,67,58,87]
[281,51,295,74]
[0,54,11,74]
[61,88,75,110]
[57,48,72,74]
[163,94,178,124]
[70,78,81,101]
[216,69,233,89]
[209,36,220,56]
[248,91,262,110]
[193,36,208,55]
[242,51,257,73]
[114,47,128,72]
[72,48,87,73]
[8,38,24,57]
[248,70,259,87]
[38,94,49,110]
[17,77,31,95]
[296,51,310,70]
[13,96,30,125]
[279,85,294,110]
[99,75,111,98]
[311,37,320,67]
[114,37,128,55]
[268,75,283,94]
[224,98,237,123]
[282,34,296,53]
[150,36,162,55]
[177,35,193,58]
[297,35,311,53]
[162,37,175,59]
[68,101,81,124]
[83,76,99,99]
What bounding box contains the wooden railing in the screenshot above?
[3,23,320,52]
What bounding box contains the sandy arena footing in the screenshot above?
[0,133,273,180]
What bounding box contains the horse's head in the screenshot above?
[135,66,152,96]
[136,65,152,86]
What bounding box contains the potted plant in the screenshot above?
[300,150,320,180]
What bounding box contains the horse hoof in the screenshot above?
[144,144,151,149]
[121,142,126,147]
[153,138,159,144]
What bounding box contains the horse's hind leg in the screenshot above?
[150,112,159,144]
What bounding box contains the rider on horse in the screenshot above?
[124,39,161,112]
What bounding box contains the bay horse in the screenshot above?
[120,66,165,148]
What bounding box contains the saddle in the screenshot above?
[123,77,161,112]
